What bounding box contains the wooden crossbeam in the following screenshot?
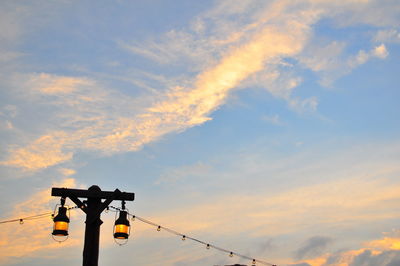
[51,187,135,201]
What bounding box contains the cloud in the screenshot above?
[121,30,218,72]
[289,96,319,113]
[295,236,333,260]
[133,140,400,259]
[1,132,73,171]
[146,23,310,122]
[58,168,76,177]
[298,41,346,72]
[262,114,284,125]
[374,29,400,44]
[119,140,400,265]
[350,44,389,66]
[311,0,400,28]
[295,231,400,266]
[298,41,389,87]
[2,0,399,173]
[146,173,400,239]
[32,73,93,95]
[0,50,23,63]
[350,250,400,266]
[155,162,211,185]
[366,231,400,251]
[2,5,314,171]
[372,44,389,59]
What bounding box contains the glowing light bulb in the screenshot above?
[252,259,256,265]
[19,219,24,225]
[157,226,161,231]
[206,244,210,249]
[113,210,130,241]
[182,235,186,241]
[52,206,70,240]
[229,252,233,257]
[131,215,135,221]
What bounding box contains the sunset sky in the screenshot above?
[1,0,400,265]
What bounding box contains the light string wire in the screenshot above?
[0,206,276,266]
[109,206,276,266]
[0,206,79,224]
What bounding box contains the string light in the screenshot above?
[157,225,161,231]
[108,206,276,266]
[1,207,277,266]
[0,212,53,224]
[0,206,78,225]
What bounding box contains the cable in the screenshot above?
[109,206,276,266]
[0,212,53,224]
[1,206,277,265]
[0,206,79,225]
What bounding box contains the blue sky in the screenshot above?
[1,1,400,265]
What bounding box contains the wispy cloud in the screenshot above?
[1,0,398,173]
[1,3,315,171]
[374,29,400,44]
[2,132,73,171]
[155,162,211,185]
[298,42,389,86]
[262,114,284,125]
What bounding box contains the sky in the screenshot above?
[0,0,400,265]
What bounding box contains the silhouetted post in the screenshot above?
[82,186,102,266]
[52,185,135,266]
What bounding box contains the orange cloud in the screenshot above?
[1,132,73,171]
[31,73,93,94]
[296,235,399,266]
[366,236,400,251]
[3,0,392,174]
[2,18,312,171]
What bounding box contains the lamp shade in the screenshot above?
[52,206,70,236]
[113,210,130,239]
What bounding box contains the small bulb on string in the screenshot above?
[105,207,109,213]
[19,219,24,225]
[157,226,161,231]
[182,235,186,241]
[206,244,210,249]
[229,252,233,257]
[252,259,256,265]
[131,215,135,221]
